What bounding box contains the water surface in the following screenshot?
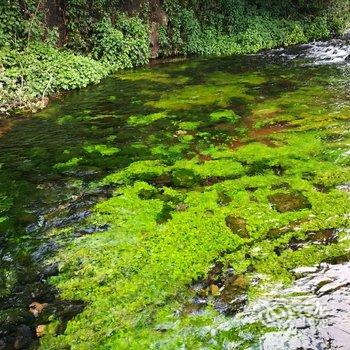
[0,40,349,349]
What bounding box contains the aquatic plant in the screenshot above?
[40,63,350,348]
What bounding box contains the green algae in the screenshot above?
[209,110,240,123]
[177,121,202,131]
[1,51,349,349]
[83,144,120,156]
[44,125,350,349]
[127,112,168,126]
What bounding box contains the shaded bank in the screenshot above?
[1,0,349,114]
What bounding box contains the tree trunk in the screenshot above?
[45,0,66,45]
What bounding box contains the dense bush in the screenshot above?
[92,15,150,69]
[0,44,108,113]
[159,0,349,57]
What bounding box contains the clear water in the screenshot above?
[0,40,349,349]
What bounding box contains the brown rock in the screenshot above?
[268,192,310,213]
[225,215,249,238]
[210,284,220,295]
[36,325,46,338]
[29,302,48,317]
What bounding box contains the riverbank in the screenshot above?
[1,0,349,115]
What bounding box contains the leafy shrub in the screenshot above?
[0,1,47,50]
[0,44,108,113]
[1,0,348,113]
[306,17,331,40]
[92,15,150,69]
[284,23,307,46]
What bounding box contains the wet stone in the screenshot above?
[206,262,224,286]
[212,274,248,315]
[31,240,59,262]
[39,262,59,279]
[152,173,172,187]
[201,176,222,186]
[29,302,48,318]
[271,183,290,190]
[171,169,199,188]
[314,184,329,193]
[45,210,91,229]
[214,293,248,315]
[181,298,207,316]
[64,166,102,180]
[36,325,45,338]
[14,325,33,350]
[336,183,350,193]
[210,284,220,295]
[74,224,110,237]
[267,225,293,239]
[268,192,311,213]
[138,188,158,200]
[220,274,247,303]
[217,191,232,206]
[198,154,212,163]
[225,215,249,238]
[308,229,338,245]
[272,165,285,176]
[174,203,188,212]
[288,229,338,251]
[49,300,86,335]
[188,264,248,317]
[322,133,346,143]
[250,262,350,350]
[292,266,319,278]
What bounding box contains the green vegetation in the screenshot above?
[1,0,349,113]
[0,2,349,349]
[42,132,350,348]
[31,59,349,348]
[0,44,109,113]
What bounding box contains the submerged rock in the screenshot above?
[74,224,109,237]
[268,192,311,213]
[292,266,319,278]
[288,229,339,252]
[171,168,199,188]
[35,325,46,338]
[336,183,350,193]
[29,302,48,318]
[13,325,33,350]
[216,275,248,315]
[225,215,249,238]
[188,264,248,316]
[217,191,232,206]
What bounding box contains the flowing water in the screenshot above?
[0,37,349,349]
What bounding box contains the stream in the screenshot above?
[0,36,349,349]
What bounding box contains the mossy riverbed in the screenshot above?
[0,45,349,349]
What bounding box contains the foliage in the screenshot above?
[0,44,108,113]
[159,0,349,57]
[0,0,349,111]
[91,15,150,69]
